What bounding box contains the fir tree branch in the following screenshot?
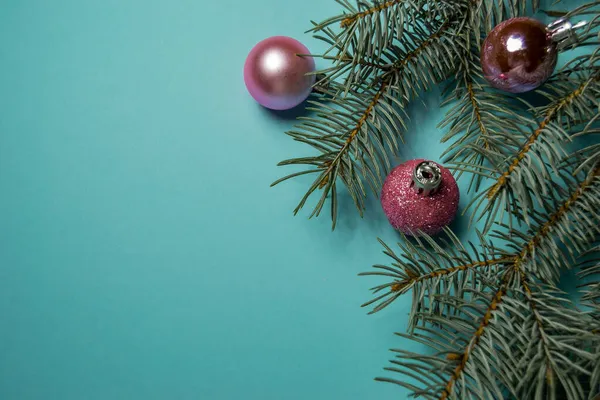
[361,155,600,397]
[376,278,598,398]
[438,0,543,192]
[360,251,511,315]
[503,279,599,399]
[519,167,600,245]
[465,83,487,142]
[311,81,389,190]
[388,257,511,292]
[273,80,397,229]
[520,167,600,254]
[366,235,599,398]
[362,160,600,318]
[491,162,600,282]
[440,46,529,192]
[275,0,600,397]
[381,18,463,92]
[309,0,464,91]
[514,271,554,388]
[454,11,600,232]
[360,230,509,318]
[486,76,597,201]
[316,54,387,70]
[340,0,404,28]
[438,270,513,400]
[275,15,467,228]
[509,271,588,398]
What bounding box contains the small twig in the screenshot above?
[515,167,600,262]
[340,0,404,28]
[487,76,598,200]
[439,270,514,400]
[390,257,512,293]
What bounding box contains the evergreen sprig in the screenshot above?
[308,0,465,91]
[461,4,600,232]
[273,10,469,228]
[362,160,600,309]
[275,0,551,228]
[271,80,405,229]
[375,280,599,399]
[360,157,600,398]
[439,46,530,193]
[272,0,600,398]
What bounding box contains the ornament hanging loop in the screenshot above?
[547,18,587,50]
[412,161,442,196]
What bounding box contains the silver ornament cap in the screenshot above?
[547,18,587,49]
[412,161,442,196]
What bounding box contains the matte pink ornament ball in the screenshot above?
[244,36,316,110]
[381,159,459,236]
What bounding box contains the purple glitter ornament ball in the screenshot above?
[381,159,459,236]
[244,36,316,110]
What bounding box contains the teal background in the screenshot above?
[0,1,582,399]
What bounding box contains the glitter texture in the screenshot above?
[381,159,459,236]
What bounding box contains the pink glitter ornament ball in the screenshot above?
[381,159,459,236]
[244,36,316,110]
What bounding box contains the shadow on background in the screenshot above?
[449,208,470,237]
[258,100,309,121]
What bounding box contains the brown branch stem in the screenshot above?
[515,167,600,263]
[319,55,388,69]
[390,21,451,72]
[438,167,600,398]
[516,268,555,386]
[317,81,388,188]
[340,0,404,28]
[466,80,489,143]
[317,22,453,188]
[487,77,596,200]
[391,257,512,292]
[439,270,514,400]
